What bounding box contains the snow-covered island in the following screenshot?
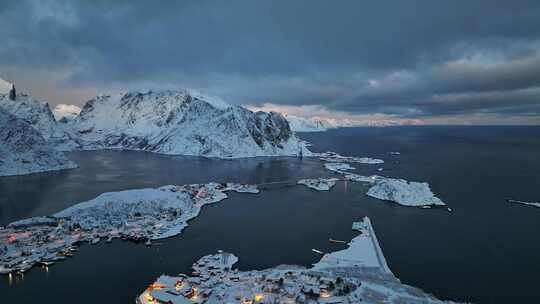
[137,217,459,304]
[315,150,446,208]
[298,178,339,191]
[0,182,258,274]
[366,178,446,207]
[65,90,310,158]
[324,162,356,174]
[318,151,384,165]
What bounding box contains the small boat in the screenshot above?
[329,239,347,244]
[311,249,324,255]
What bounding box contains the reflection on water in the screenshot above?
[1,126,540,304]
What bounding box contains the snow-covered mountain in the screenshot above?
[0,92,62,140]
[53,104,81,122]
[68,90,310,158]
[0,78,12,94]
[0,109,77,177]
[285,114,336,132]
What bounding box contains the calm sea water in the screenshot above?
[1,126,539,303]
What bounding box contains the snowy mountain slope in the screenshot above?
[53,104,81,122]
[0,78,12,94]
[0,92,62,140]
[285,114,336,132]
[0,109,77,177]
[69,90,310,158]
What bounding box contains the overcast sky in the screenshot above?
[1,0,540,124]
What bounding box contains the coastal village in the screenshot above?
[138,218,452,304]
[0,182,258,275]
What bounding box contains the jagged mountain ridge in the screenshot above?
[0,92,64,141]
[69,90,310,158]
[0,109,77,176]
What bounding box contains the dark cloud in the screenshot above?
[0,0,539,123]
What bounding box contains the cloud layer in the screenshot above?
[1,0,539,124]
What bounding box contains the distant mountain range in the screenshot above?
[285,114,423,131]
[285,115,336,132]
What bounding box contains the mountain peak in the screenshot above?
[112,89,231,110]
[0,77,13,95]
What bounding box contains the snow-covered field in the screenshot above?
[137,218,459,304]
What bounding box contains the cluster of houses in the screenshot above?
[0,182,259,276]
[138,251,362,304]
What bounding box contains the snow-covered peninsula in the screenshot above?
[137,217,458,304]
[0,182,258,274]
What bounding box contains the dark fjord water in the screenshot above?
[1,126,539,303]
